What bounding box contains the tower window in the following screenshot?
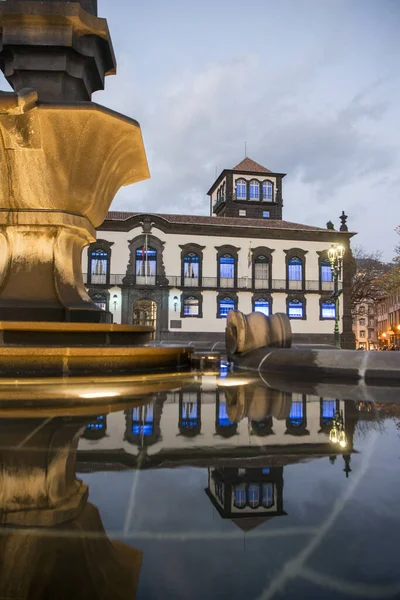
[262,181,273,201]
[262,483,274,508]
[249,180,260,199]
[234,484,246,508]
[235,179,247,200]
[248,483,260,508]
[263,211,270,218]
[239,209,246,216]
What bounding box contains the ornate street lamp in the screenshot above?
[328,244,345,348]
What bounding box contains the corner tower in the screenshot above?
[207,157,286,220]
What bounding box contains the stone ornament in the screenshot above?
[226,310,292,355]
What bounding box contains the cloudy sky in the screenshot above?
[3,0,399,259]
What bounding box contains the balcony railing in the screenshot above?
[82,273,334,292]
[212,195,226,212]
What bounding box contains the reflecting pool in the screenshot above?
[0,372,399,599]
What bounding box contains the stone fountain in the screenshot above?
[0,0,192,375]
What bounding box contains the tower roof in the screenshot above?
[231,517,271,531]
[233,157,272,173]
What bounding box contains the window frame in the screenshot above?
[216,245,240,288]
[235,178,247,200]
[262,179,274,202]
[285,248,307,291]
[87,239,113,286]
[249,179,260,200]
[251,247,274,289]
[217,294,237,319]
[181,292,203,319]
[320,298,336,320]
[286,295,306,320]
[180,243,205,288]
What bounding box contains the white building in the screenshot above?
[83,157,355,347]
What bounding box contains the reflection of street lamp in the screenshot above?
[329,410,347,448]
[113,294,118,311]
[328,244,345,348]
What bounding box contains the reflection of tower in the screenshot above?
[215,390,237,438]
[179,387,201,437]
[124,394,165,447]
[205,467,286,530]
[83,415,107,440]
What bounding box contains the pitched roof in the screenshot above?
[233,157,272,173]
[105,211,330,232]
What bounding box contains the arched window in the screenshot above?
[248,483,260,508]
[90,248,109,284]
[249,180,260,200]
[288,256,303,282]
[183,253,199,285]
[321,300,336,320]
[219,254,235,286]
[262,181,273,201]
[287,298,304,319]
[254,297,270,316]
[136,245,156,285]
[254,255,269,288]
[235,179,247,200]
[218,296,235,318]
[262,483,274,508]
[234,484,246,508]
[183,296,199,317]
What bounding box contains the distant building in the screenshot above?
[376,292,400,348]
[83,157,355,347]
[352,301,378,350]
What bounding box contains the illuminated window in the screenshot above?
[320,259,333,282]
[254,298,270,316]
[234,484,246,508]
[218,297,235,318]
[262,181,273,201]
[183,296,199,316]
[136,246,156,282]
[219,254,235,279]
[235,179,247,199]
[321,301,336,320]
[288,257,302,281]
[249,180,260,199]
[288,299,304,319]
[262,483,274,508]
[183,253,199,279]
[90,248,109,284]
[248,484,260,508]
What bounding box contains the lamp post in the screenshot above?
[328,244,345,348]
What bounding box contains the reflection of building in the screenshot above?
[77,377,358,468]
[206,467,286,531]
[83,158,355,348]
[353,301,378,350]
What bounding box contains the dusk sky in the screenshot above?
[3,0,399,259]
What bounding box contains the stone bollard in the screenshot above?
[226,310,292,355]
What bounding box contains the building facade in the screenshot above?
[376,292,400,349]
[83,158,355,347]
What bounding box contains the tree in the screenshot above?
[378,226,400,294]
[350,246,389,314]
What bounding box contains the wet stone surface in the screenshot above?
[0,370,399,599]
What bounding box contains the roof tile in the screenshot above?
[105,211,330,232]
[233,157,272,173]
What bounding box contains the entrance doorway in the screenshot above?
[133,299,157,340]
